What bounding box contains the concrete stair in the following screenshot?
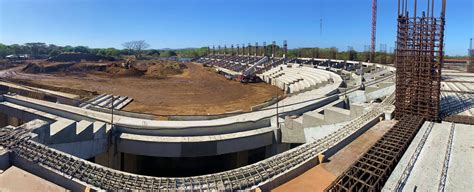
[0,101,110,145]
[49,119,77,144]
[302,100,366,128]
[75,120,94,141]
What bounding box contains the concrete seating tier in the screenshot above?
[80,94,133,110]
[260,65,335,94]
[195,55,265,75]
[441,82,474,117]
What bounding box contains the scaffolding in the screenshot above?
[395,0,446,122]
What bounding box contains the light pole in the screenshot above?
[276,87,279,129]
[469,38,473,66]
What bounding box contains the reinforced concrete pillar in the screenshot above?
[231,151,249,168]
[123,153,139,174]
[95,145,121,170]
[265,143,290,158]
[8,116,20,126]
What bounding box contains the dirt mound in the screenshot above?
[22,63,75,74]
[21,59,188,78]
[106,64,145,77]
[22,62,108,74]
[144,62,187,79]
[68,63,108,72]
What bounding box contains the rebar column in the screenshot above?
[395,0,446,122]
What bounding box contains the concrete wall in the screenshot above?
[117,129,276,157]
[168,112,242,121]
[256,113,382,191]
[49,138,108,159]
[0,149,11,171]
[90,106,156,120]
[323,114,381,157]
[324,107,352,124]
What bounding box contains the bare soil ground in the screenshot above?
[3,60,282,116]
[0,166,66,191]
[272,120,396,192]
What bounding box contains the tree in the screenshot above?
[0,43,13,58]
[329,47,338,59]
[159,50,177,58]
[48,49,61,57]
[73,46,90,53]
[25,42,47,56]
[61,45,74,52]
[104,48,120,57]
[147,49,160,57]
[122,40,150,59]
[10,44,25,54]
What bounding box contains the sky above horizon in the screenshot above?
[1,0,473,56]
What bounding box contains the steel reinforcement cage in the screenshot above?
[395,0,446,122]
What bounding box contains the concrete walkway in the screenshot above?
[273,120,396,191]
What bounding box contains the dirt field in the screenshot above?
[273,120,397,192]
[3,61,282,116]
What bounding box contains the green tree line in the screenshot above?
[0,42,125,58]
[0,42,210,60]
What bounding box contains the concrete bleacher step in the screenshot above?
[365,85,380,93]
[93,121,107,139]
[293,116,304,125]
[81,93,134,110]
[48,119,76,144]
[303,111,325,127]
[455,83,470,92]
[379,82,395,88]
[324,107,353,124]
[79,93,106,108]
[75,120,94,141]
[115,97,133,109]
[98,96,115,108]
[90,94,112,105]
[110,96,128,108]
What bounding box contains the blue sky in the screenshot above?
[1,0,472,55]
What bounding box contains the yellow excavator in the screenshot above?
[122,57,136,69]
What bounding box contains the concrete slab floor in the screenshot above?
[272,120,397,192]
[0,166,67,192]
[384,122,474,192]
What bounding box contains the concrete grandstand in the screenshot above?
[1,0,473,190]
[1,47,472,191]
